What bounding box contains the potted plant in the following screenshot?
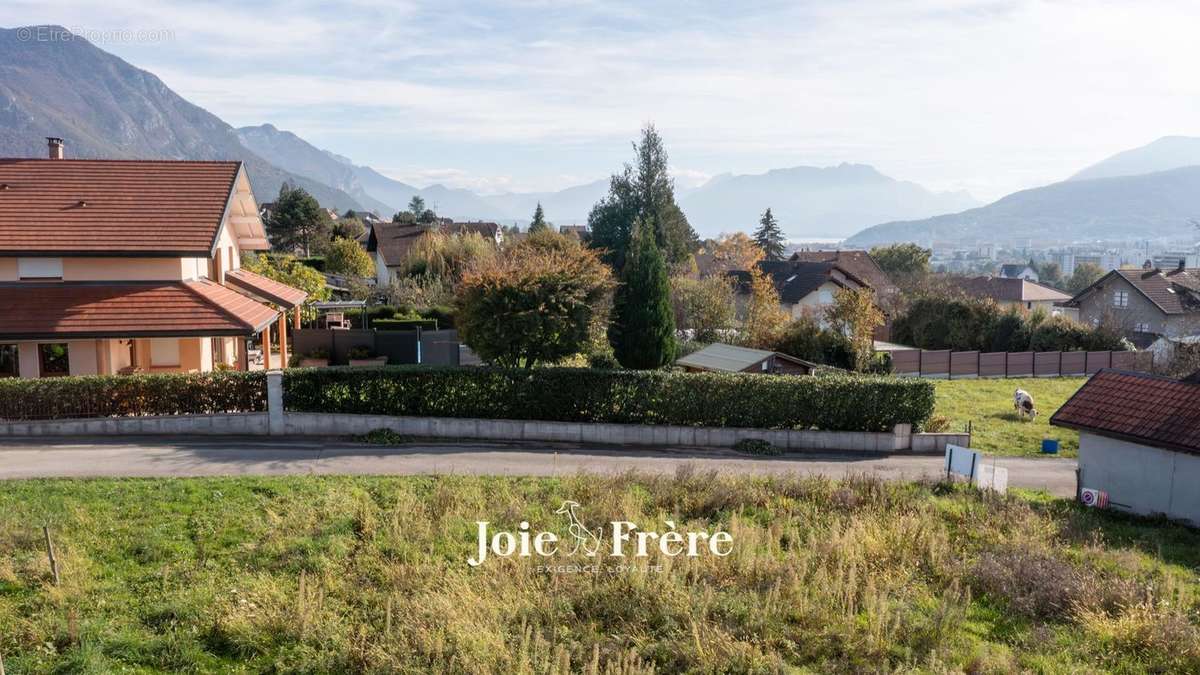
[347,346,387,366]
[300,347,331,368]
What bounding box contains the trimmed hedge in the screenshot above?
[283,367,934,432]
[0,371,267,421]
[374,318,439,331]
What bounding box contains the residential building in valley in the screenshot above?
[0,138,307,378]
[1062,260,1200,350]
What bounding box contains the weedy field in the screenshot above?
[1,472,1198,673]
[933,377,1087,457]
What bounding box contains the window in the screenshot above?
[0,344,18,377]
[17,257,63,280]
[149,338,181,367]
[38,343,69,377]
[1134,322,1151,333]
[1112,290,1128,308]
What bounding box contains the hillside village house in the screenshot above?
[998,263,1039,281]
[367,220,502,286]
[1062,261,1200,351]
[0,139,307,378]
[954,276,1076,319]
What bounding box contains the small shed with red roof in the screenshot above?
[1050,369,1200,525]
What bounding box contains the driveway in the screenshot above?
[0,436,1079,496]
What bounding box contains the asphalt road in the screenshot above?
[0,436,1079,496]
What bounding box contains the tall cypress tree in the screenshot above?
[528,202,550,234]
[753,208,786,261]
[587,124,698,271]
[609,219,677,369]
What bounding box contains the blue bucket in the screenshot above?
[1041,439,1059,454]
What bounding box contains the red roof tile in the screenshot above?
[0,280,278,339]
[224,269,308,308]
[0,159,240,255]
[1050,370,1200,454]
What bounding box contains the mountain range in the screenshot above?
[0,24,980,239]
[0,26,364,212]
[677,165,979,239]
[4,24,1196,246]
[846,136,1200,247]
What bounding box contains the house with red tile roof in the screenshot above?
[1050,369,1200,525]
[1061,261,1200,350]
[953,276,1075,317]
[0,138,307,378]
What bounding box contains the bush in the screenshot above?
[373,318,439,331]
[772,317,856,370]
[0,371,267,421]
[895,292,1125,353]
[282,367,935,432]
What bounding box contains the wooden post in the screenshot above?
[278,313,288,370]
[293,305,301,330]
[262,323,273,371]
[43,525,60,586]
[237,337,249,372]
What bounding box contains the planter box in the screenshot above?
[299,358,330,367]
[348,356,388,367]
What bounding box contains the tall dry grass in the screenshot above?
[0,471,1198,673]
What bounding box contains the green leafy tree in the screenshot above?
[869,243,932,286]
[455,237,613,368]
[324,238,375,277]
[408,195,426,216]
[1038,261,1063,288]
[241,253,331,322]
[671,275,736,343]
[330,216,367,241]
[266,183,332,257]
[528,202,550,234]
[609,220,677,368]
[588,124,698,270]
[1067,262,1105,294]
[752,208,786,261]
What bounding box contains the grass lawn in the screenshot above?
[933,377,1088,457]
[2,473,1199,673]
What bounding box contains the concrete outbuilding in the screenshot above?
[1050,369,1200,526]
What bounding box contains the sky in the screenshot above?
[3,0,1199,200]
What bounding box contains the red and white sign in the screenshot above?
[1080,488,1109,508]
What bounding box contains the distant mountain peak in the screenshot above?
[1070,135,1200,182]
[679,163,979,239]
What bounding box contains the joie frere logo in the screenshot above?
[468,500,733,567]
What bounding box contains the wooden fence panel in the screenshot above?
[1060,351,1087,376]
[1007,352,1034,377]
[1111,351,1135,370]
[979,352,1007,378]
[1034,351,1062,377]
[920,350,951,378]
[950,351,979,379]
[891,350,921,376]
[1085,351,1111,374]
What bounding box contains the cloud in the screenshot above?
[3,0,1199,200]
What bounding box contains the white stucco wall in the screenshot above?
[1079,431,1200,526]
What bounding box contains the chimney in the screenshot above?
[47,137,64,160]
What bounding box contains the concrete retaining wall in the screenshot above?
[0,410,968,454]
[0,412,269,437]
